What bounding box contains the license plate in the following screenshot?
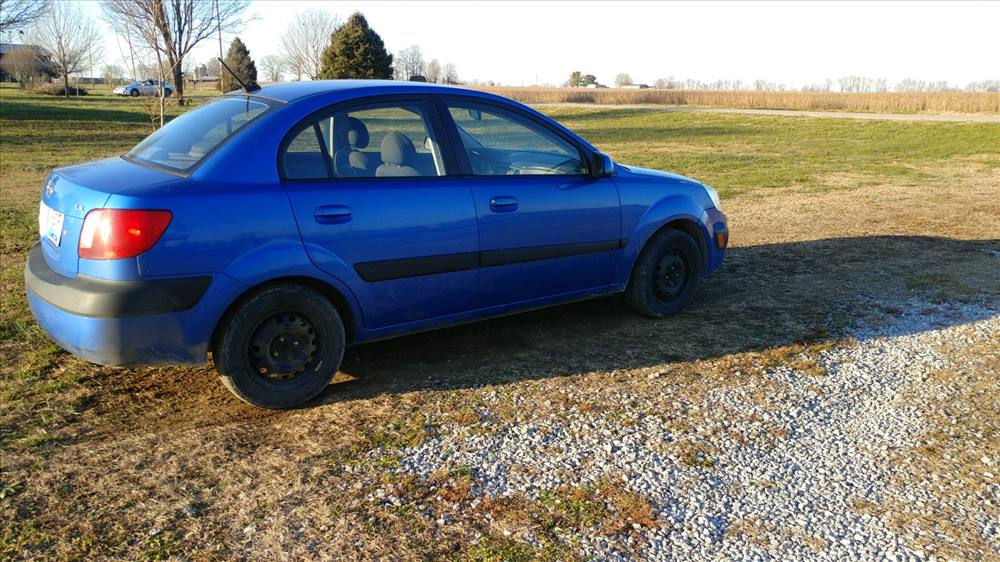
[39,202,64,247]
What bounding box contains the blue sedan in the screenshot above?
[25,81,728,408]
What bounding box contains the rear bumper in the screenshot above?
[26,243,210,318]
[24,242,235,367]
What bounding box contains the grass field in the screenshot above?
[480,87,1000,114]
[1,83,999,560]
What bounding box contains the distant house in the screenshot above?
[185,63,220,89]
[622,83,650,89]
[0,43,57,83]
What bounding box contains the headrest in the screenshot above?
[380,132,416,166]
[345,117,368,149]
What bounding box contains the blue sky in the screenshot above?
[74,0,999,88]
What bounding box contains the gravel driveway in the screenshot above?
[351,298,1000,561]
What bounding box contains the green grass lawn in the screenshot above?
[543,106,1000,197]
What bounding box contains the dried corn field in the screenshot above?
[479,87,1000,114]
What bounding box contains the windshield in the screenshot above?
[127,96,276,173]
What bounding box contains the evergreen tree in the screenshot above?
[318,12,393,79]
[221,37,258,92]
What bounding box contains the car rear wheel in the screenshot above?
[213,284,345,409]
[624,229,703,318]
[129,89,139,97]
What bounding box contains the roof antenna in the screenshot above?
[218,57,260,93]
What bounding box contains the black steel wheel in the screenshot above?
[213,285,345,409]
[625,229,703,318]
[248,312,319,381]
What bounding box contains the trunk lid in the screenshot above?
[39,157,182,278]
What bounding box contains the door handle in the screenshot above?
[314,205,353,224]
[489,196,518,212]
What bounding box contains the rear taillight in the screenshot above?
[78,209,172,260]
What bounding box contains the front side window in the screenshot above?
[281,101,445,180]
[446,101,586,176]
[127,96,275,173]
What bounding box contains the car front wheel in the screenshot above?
[624,228,703,318]
[213,284,345,409]
[129,89,139,97]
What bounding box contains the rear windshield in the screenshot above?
[127,96,276,173]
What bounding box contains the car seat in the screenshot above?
[375,132,421,177]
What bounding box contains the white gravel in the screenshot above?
[388,298,1000,560]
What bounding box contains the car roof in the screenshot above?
[242,80,491,103]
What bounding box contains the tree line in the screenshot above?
[1,0,461,104]
[566,71,1000,93]
[221,12,460,90]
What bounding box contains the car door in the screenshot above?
[280,95,479,329]
[440,97,621,307]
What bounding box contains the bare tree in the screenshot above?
[0,0,47,32]
[614,73,633,87]
[205,57,221,79]
[965,80,1000,92]
[838,75,888,93]
[425,58,441,84]
[102,0,250,105]
[102,63,126,85]
[395,44,424,80]
[260,54,285,82]
[28,2,102,97]
[280,8,337,80]
[136,61,160,80]
[443,62,458,85]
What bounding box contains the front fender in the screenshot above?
[613,195,711,289]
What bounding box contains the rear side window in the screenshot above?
[127,96,275,173]
[280,101,445,180]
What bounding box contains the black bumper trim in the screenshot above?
[24,242,211,318]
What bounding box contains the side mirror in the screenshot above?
[591,152,614,178]
[468,109,482,121]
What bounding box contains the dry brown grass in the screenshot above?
[479,87,1000,114]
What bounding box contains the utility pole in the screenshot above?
[215,0,224,90]
[216,0,223,63]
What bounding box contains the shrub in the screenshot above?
[30,83,88,96]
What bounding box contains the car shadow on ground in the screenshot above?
[317,235,999,406]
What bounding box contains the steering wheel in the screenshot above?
[551,158,583,174]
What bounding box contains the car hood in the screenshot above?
[616,164,702,187]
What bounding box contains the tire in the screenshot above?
[129,89,139,97]
[213,284,345,409]
[624,229,703,318]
